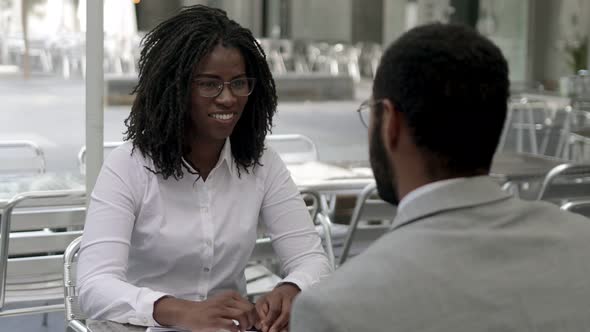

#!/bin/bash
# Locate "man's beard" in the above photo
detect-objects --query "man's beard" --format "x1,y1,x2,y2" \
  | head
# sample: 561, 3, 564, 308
369, 120, 399, 205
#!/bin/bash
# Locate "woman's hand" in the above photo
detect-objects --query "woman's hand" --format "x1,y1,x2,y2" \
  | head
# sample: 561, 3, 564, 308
254, 283, 300, 332
154, 291, 258, 332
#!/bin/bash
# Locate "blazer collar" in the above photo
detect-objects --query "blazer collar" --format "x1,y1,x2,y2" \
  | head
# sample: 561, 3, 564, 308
392, 176, 512, 230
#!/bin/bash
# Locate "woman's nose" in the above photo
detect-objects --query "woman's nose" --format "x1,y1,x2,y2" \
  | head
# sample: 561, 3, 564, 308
214, 84, 237, 106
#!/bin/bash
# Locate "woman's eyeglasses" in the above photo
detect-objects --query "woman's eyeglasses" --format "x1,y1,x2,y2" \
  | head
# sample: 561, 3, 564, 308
193, 77, 256, 98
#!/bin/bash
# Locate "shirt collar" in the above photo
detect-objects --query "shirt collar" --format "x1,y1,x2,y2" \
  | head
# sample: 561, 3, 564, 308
220, 138, 235, 177
181, 138, 235, 177
393, 176, 512, 230
397, 177, 467, 212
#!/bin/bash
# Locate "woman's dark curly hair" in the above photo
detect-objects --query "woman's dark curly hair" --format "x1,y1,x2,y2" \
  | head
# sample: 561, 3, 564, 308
124, 5, 277, 180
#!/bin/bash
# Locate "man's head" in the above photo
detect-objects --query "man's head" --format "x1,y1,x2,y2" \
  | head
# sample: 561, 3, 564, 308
369, 23, 509, 204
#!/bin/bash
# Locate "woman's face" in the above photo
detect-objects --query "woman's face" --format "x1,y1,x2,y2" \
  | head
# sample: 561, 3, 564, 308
189, 44, 250, 144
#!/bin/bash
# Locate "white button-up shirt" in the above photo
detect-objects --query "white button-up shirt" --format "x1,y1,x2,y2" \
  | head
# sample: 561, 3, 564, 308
77, 140, 332, 326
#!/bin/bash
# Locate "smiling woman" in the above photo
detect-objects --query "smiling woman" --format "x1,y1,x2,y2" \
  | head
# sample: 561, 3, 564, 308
76, 5, 332, 332
124, 5, 278, 181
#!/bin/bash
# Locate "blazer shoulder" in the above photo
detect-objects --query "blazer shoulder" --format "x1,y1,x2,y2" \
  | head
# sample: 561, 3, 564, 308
291, 290, 339, 332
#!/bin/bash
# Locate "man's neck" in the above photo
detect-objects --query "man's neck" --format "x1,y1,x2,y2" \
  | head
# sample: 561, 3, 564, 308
392, 153, 488, 203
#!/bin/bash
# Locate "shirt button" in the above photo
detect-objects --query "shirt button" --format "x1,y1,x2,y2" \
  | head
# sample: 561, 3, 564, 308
203, 267, 210, 272
205, 240, 212, 246
201, 207, 208, 213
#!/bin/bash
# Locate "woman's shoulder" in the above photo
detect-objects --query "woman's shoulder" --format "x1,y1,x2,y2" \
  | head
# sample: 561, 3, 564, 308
251, 145, 288, 180
256, 145, 284, 171
105, 141, 154, 171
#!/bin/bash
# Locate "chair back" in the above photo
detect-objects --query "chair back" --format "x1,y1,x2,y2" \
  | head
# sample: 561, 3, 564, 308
77, 142, 124, 175
0, 189, 86, 316
247, 188, 336, 300
536, 163, 590, 203
63, 236, 88, 332
250, 189, 335, 270
338, 182, 396, 266
560, 199, 590, 218
567, 126, 590, 162
497, 98, 548, 155
266, 134, 319, 164
0, 140, 46, 177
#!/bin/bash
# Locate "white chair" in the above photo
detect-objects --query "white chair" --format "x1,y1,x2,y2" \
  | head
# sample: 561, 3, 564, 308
266, 134, 319, 164
0, 189, 86, 318
498, 98, 549, 155
536, 163, 590, 203
63, 236, 88, 332
298, 178, 377, 252
300, 190, 336, 269
560, 199, 590, 218
246, 189, 336, 299
77, 142, 124, 175
567, 129, 590, 162
0, 140, 46, 177
338, 182, 397, 266
557, 108, 590, 161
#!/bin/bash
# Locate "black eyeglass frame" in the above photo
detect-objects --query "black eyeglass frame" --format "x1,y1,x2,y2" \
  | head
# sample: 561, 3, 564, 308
192, 77, 257, 98
356, 99, 384, 128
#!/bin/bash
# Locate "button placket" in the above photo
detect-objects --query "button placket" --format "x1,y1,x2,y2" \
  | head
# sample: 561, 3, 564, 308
198, 184, 213, 295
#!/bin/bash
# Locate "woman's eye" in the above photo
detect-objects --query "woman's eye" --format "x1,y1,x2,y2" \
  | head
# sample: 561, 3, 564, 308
199, 81, 219, 88
232, 80, 246, 88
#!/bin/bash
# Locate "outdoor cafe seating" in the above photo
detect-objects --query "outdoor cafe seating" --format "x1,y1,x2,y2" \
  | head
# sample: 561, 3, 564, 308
1, 119, 590, 331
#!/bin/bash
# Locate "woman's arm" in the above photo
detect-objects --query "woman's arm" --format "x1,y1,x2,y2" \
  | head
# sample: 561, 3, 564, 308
255, 149, 333, 332
77, 146, 168, 326
259, 149, 333, 288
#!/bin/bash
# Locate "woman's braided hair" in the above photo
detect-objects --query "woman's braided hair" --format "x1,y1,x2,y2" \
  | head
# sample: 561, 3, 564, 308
124, 5, 277, 179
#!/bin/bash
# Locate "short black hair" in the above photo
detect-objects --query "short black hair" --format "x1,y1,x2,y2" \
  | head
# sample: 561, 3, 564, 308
125, 5, 277, 180
373, 23, 509, 176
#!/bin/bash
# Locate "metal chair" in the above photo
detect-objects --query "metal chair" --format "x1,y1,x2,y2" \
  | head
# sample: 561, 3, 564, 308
338, 182, 397, 266
0, 140, 46, 177
266, 134, 319, 164
63, 236, 88, 332
77, 141, 124, 175
566, 126, 590, 162
498, 98, 554, 156
301, 190, 335, 269
536, 163, 590, 203
246, 188, 336, 299
560, 199, 590, 218
0, 189, 86, 318
249, 190, 336, 269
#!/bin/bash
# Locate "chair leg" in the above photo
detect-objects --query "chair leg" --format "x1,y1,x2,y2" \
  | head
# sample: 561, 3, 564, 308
526, 106, 538, 155
42, 311, 48, 327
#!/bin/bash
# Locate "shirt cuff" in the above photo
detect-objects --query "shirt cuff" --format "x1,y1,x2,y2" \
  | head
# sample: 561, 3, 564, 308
128, 290, 169, 327
279, 271, 316, 292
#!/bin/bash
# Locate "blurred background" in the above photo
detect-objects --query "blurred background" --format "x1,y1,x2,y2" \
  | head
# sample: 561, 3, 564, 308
1, 0, 589, 177
1, 1, 590, 330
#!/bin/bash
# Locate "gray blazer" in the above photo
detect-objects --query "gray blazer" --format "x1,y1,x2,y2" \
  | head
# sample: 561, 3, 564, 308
291, 176, 590, 332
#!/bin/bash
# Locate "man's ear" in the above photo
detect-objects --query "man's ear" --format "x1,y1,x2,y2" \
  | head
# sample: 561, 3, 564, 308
380, 99, 400, 152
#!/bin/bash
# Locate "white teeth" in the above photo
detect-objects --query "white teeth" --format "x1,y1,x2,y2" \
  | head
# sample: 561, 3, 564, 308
210, 113, 234, 120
